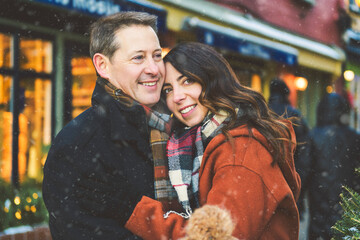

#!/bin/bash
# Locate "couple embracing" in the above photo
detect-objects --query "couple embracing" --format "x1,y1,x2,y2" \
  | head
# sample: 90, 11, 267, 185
43, 11, 301, 240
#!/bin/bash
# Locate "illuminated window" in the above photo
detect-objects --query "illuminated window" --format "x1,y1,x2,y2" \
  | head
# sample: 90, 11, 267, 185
71, 56, 96, 118
0, 32, 53, 182
20, 38, 52, 73
21, 78, 52, 180
0, 34, 12, 68
251, 74, 262, 92
0, 75, 12, 181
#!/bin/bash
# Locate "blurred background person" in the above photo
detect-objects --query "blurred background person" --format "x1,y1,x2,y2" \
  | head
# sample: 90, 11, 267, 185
268, 78, 310, 219
304, 93, 360, 240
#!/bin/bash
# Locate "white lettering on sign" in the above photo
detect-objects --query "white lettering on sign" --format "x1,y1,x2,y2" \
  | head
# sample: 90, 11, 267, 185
72, 0, 121, 15
54, 0, 70, 5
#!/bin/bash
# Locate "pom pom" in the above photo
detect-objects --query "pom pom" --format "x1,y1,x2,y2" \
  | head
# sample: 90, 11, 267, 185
180, 205, 238, 240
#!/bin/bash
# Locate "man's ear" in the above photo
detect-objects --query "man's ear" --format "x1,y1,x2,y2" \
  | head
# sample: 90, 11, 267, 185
93, 53, 110, 79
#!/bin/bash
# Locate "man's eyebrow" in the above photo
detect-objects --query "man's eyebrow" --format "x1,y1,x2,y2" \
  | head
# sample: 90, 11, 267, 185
163, 83, 171, 87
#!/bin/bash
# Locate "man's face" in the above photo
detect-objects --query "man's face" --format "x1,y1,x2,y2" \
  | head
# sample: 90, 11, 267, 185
106, 25, 165, 107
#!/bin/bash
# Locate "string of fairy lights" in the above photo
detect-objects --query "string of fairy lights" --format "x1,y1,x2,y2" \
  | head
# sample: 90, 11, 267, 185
3, 192, 40, 220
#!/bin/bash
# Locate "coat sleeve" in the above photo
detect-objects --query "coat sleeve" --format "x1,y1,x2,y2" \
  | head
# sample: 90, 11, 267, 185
125, 168, 276, 240
43, 142, 142, 240
125, 141, 283, 239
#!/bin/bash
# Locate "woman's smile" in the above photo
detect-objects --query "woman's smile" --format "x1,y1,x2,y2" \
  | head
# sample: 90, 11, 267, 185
163, 62, 208, 127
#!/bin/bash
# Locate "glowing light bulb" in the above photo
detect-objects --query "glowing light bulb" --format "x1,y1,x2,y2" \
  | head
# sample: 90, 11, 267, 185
31, 206, 37, 213
14, 196, 20, 205
33, 193, 39, 199
344, 70, 355, 82
15, 211, 22, 220
326, 86, 333, 93
295, 77, 308, 91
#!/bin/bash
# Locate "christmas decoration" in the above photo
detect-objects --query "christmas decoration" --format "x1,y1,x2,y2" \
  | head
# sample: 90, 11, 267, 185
0, 178, 48, 232
332, 168, 360, 239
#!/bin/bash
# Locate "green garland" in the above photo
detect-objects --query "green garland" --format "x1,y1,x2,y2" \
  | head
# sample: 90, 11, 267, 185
0, 178, 48, 232
332, 168, 360, 240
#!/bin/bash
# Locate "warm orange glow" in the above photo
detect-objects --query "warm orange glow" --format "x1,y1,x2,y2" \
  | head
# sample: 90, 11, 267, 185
326, 85, 333, 93
14, 196, 20, 205
356, 0, 360, 7
15, 211, 22, 220
295, 77, 308, 91
251, 74, 262, 92
162, 48, 171, 58
33, 193, 39, 199
344, 70, 355, 82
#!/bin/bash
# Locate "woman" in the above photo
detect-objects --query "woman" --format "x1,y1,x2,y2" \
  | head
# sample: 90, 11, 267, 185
125, 42, 301, 239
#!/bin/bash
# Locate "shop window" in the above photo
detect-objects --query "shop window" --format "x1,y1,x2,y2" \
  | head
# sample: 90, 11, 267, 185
0, 75, 12, 181
20, 38, 52, 73
0, 34, 12, 68
71, 56, 96, 118
0, 32, 53, 182
20, 78, 52, 180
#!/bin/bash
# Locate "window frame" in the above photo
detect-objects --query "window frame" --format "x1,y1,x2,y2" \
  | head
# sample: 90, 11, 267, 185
0, 25, 55, 185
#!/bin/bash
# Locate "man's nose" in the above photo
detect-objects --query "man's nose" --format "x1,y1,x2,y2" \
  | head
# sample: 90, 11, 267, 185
145, 58, 160, 75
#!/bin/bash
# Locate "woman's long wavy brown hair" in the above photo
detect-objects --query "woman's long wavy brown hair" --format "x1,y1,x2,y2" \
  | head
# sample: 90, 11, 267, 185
163, 42, 293, 165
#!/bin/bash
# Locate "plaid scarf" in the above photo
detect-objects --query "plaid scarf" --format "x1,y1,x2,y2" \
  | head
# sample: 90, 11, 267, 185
97, 78, 178, 209
167, 110, 231, 217
142, 105, 180, 209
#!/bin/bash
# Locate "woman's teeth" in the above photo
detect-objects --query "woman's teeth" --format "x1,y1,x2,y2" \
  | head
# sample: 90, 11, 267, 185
180, 105, 195, 114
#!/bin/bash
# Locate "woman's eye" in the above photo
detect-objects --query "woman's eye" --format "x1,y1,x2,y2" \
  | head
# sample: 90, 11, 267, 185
163, 88, 172, 94
183, 78, 194, 85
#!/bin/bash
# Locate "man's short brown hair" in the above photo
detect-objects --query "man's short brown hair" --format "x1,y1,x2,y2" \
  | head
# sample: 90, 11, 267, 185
90, 11, 158, 60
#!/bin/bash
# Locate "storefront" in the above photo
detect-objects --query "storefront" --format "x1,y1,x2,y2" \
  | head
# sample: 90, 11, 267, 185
339, 0, 360, 132
0, 0, 167, 184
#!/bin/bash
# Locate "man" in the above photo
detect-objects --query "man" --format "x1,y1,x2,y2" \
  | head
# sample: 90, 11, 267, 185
306, 93, 360, 239
268, 78, 309, 218
43, 12, 166, 239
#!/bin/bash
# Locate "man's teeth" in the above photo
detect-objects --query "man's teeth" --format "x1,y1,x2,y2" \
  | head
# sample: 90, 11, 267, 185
180, 105, 195, 114
141, 82, 157, 86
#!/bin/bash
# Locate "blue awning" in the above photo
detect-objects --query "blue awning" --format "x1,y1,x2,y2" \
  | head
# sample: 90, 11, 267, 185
32, 0, 167, 32
183, 17, 298, 66
344, 29, 360, 56
123, 0, 167, 32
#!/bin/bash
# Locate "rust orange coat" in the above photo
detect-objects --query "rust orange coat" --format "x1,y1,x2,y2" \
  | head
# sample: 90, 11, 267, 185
125, 125, 301, 240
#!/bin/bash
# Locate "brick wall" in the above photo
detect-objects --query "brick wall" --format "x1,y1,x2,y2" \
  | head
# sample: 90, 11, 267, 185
0, 227, 52, 240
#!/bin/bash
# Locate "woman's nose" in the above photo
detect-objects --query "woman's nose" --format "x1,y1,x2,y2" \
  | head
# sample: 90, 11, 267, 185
172, 88, 186, 103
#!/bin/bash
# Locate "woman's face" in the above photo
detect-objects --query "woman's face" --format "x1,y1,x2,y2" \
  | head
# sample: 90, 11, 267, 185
163, 62, 208, 127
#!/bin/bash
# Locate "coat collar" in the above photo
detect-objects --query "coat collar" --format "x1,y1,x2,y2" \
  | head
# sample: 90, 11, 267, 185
91, 81, 148, 141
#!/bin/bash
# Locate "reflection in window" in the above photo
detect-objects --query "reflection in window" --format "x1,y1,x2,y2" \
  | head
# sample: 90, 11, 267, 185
71, 56, 96, 118
20, 78, 52, 180
0, 75, 12, 181
0, 33, 12, 68
20, 38, 52, 73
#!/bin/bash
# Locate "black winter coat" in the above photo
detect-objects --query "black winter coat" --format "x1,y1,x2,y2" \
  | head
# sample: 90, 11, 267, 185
305, 93, 360, 240
43, 82, 154, 239
268, 94, 310, 217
